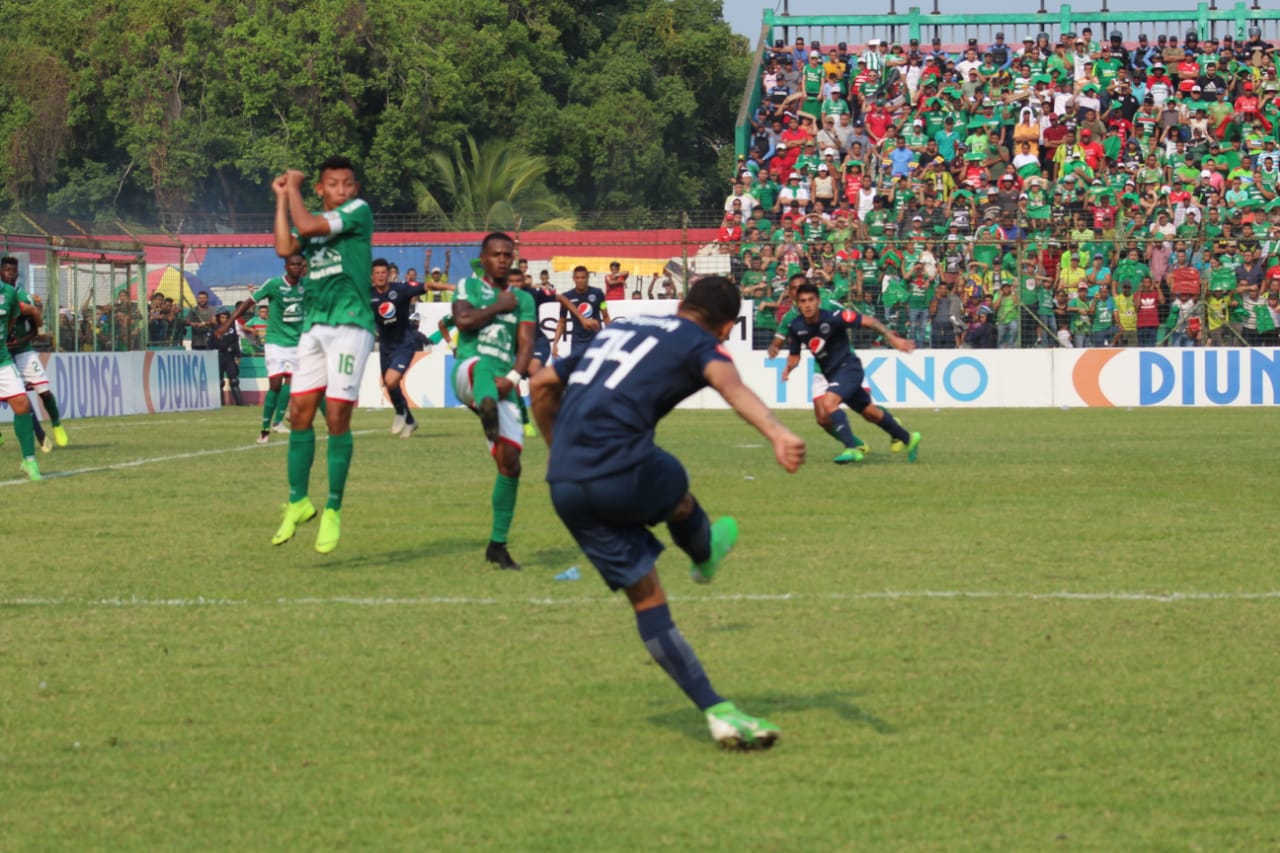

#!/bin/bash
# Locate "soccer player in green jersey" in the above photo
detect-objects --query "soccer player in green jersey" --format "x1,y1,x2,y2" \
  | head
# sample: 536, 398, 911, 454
4, 257, 67, 451
451, 232, 536, 570
220, 253, 306, 444
269, 157, 375, 554
0, 275, 45, 480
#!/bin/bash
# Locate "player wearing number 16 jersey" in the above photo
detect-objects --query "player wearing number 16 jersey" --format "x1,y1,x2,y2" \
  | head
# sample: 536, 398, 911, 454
269, 156, 375, 554
530, 276, 806, 750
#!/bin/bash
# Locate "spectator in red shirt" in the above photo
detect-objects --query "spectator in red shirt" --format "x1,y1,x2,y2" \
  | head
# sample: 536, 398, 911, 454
603, 261, 629, 300
1235, 82, 1260, 116
1079, 129, 1104, 171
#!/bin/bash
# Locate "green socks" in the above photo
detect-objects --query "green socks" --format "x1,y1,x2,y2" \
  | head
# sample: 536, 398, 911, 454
12, 412, 35, 458
262, 387, 280, 431
275, 381, 291, 424
491, 473, 519, 543
288, 427, 315, 503
326, 431, 354, 510
41, 392, 61, 427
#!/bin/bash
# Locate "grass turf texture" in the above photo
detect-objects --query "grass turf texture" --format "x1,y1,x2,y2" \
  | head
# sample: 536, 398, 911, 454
2, 406, 1279, 849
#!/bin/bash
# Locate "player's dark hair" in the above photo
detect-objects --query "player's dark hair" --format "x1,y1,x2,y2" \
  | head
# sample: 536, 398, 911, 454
573, 265, 589, 274
682, 275, 740, 327
481, 231, 515, 253
795, 283, 820, 298
788, 273, 808, 286
0, 256, 17, 266
372, 258, 389, 269
318, 155, 356, 177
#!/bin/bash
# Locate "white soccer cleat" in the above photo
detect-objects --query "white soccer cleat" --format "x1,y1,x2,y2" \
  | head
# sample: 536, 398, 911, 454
391, 413, 406, 435
400, 420, 419, 439
272, 421, 291, 434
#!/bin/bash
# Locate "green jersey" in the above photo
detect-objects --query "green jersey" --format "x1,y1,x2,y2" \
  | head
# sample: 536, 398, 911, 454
298, 197, 375, 334
8, 288, 37, 355
250, 275, 306, 346
0, 283, 19, 367
775, 291, 843, 335
453, 276, 536, 371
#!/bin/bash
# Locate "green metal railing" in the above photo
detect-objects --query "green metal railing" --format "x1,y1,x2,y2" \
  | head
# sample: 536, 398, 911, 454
737, 2, 1280, 155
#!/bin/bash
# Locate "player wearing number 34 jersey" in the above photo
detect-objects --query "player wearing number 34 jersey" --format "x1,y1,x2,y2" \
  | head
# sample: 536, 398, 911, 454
531, 276, 806, 750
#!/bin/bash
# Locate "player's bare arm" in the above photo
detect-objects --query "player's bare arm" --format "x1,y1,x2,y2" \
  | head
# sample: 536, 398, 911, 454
859, 312, 915, 353
704, 360, 805, 473
496, 322, 536, 398
528, 364, 562, 445
780, 351, 801, 383
272, 174, 303, 258
452, 290, 517, 331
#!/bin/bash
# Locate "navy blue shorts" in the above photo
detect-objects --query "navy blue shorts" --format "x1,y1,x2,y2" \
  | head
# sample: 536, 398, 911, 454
549, 447, 689, 591
531, 335, 551, 367
827, 362, 871, 413
380, 339, 418, 375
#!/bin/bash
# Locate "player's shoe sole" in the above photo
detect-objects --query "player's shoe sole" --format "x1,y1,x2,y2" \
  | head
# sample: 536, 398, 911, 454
53, 425, 69, 447
390, 414, 406, 435
906, 431, 922, 463
832, 448, 864, 464
39, 435, 53, 453
485, 540, 521, 571
257, 431, 270, 445
691, 517, 738, 584
400, 420, 419, 439
705, 701, 780, 751
477, 397, 500, 444
315, 508, 341, 554
271, 497, 317, 545
19, 458, 42, 482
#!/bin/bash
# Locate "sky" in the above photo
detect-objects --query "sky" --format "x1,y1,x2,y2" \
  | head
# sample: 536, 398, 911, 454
724, 1, 1225, 43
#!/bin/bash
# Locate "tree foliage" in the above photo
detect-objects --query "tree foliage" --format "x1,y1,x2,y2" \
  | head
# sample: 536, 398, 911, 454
0, 0, 749, 227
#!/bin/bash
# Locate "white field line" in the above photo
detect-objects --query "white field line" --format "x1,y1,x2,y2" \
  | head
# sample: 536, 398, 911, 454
0, 430, 377, 487
3, 590, 1280, 609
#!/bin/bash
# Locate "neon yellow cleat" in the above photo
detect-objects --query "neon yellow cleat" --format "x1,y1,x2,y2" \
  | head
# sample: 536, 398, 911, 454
53, 425, 69, 447
271, 497, 316, 545
315, 508, 341, 554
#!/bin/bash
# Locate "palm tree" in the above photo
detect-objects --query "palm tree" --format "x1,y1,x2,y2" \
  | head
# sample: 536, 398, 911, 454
413, 133, 576, 231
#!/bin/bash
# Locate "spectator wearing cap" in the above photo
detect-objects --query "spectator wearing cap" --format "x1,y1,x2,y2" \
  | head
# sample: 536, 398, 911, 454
810, 160, 838, 207
1162, 33, 1185, 65
860, 38, 883, 76
724, 180, 757, 222
800, 49, 826, 116
815, 113, 842, 154
820, 81, 850, 123
956, 45, 981, 79
986, 32, 1012, 70
1145, 62, 1174, 105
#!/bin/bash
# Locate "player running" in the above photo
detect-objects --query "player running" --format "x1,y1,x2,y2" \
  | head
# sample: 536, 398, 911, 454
370, 257, 429, 437
270, 156, 375, 554
219, 253, 306, 444
530, 275, 806, 750
768, 273, 869, 463
451, 233, 536, 570
0, 272, 46, 480
4, 257, 67, 452
551, 265, 608, 358
782, 283, 921, 461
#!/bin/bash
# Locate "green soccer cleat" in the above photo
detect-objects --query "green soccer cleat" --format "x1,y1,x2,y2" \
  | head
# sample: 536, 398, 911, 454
271, 497, 317, 545
53, 425, 69, 447
906, 431, 922, 463
19, 458, 42, 482
315, 508, 341, 554
705, 701, 780, 751
691, 516, 738, 585
833, 447, 864, 464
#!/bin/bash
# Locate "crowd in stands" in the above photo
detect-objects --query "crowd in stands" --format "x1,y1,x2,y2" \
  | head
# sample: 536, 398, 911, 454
736, 25, 1280, 348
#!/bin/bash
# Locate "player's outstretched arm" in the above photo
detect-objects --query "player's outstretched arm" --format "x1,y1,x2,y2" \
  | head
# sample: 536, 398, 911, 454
859, 312, 916, 354
704, 360, 805, 473
529, 365, 563, 446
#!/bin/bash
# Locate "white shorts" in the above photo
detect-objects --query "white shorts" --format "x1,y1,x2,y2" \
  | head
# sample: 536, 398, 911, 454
453, 356, 524, 453
263, 343, 300, 379
292, 325, 374, 403
12, 351, 48, 390
811, 372, 829, 399
0, 362, 26, 401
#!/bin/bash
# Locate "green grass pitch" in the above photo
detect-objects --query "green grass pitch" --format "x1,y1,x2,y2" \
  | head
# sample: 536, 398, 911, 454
2, 406, 1278, 849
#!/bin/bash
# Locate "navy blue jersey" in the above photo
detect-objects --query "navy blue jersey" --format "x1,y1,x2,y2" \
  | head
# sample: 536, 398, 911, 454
560, 286, 607, 346
786, 308, 865, 378
371, 281, 427, 347
547, 316, 730, 482
524, 285, 561, 310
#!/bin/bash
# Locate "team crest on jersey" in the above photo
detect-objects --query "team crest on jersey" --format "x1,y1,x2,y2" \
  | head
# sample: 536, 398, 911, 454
819, 322, 830, 335
808, 337, 826, 355
378, 301, 397, 320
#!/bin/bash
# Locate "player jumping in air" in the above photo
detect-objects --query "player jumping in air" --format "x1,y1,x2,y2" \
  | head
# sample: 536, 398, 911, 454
0, 271, 47, 480
220, 253, 306, 444
451, 233, 536, 570
270, 156, 375, 554
782, 283, 921, 461
370, 257, 430, 438
530, 275, 806, 750
4, 257, 67, 453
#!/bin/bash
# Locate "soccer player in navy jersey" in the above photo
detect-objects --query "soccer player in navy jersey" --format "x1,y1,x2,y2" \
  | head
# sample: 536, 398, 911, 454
530, 275, 806, 750
551, 265, 608, 358
370, 257, 429, 437
783, 283, 922, 461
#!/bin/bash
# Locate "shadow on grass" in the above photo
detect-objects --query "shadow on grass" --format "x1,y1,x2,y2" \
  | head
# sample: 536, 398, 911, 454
646, 689, 894, 743
311, 537, 487, 571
